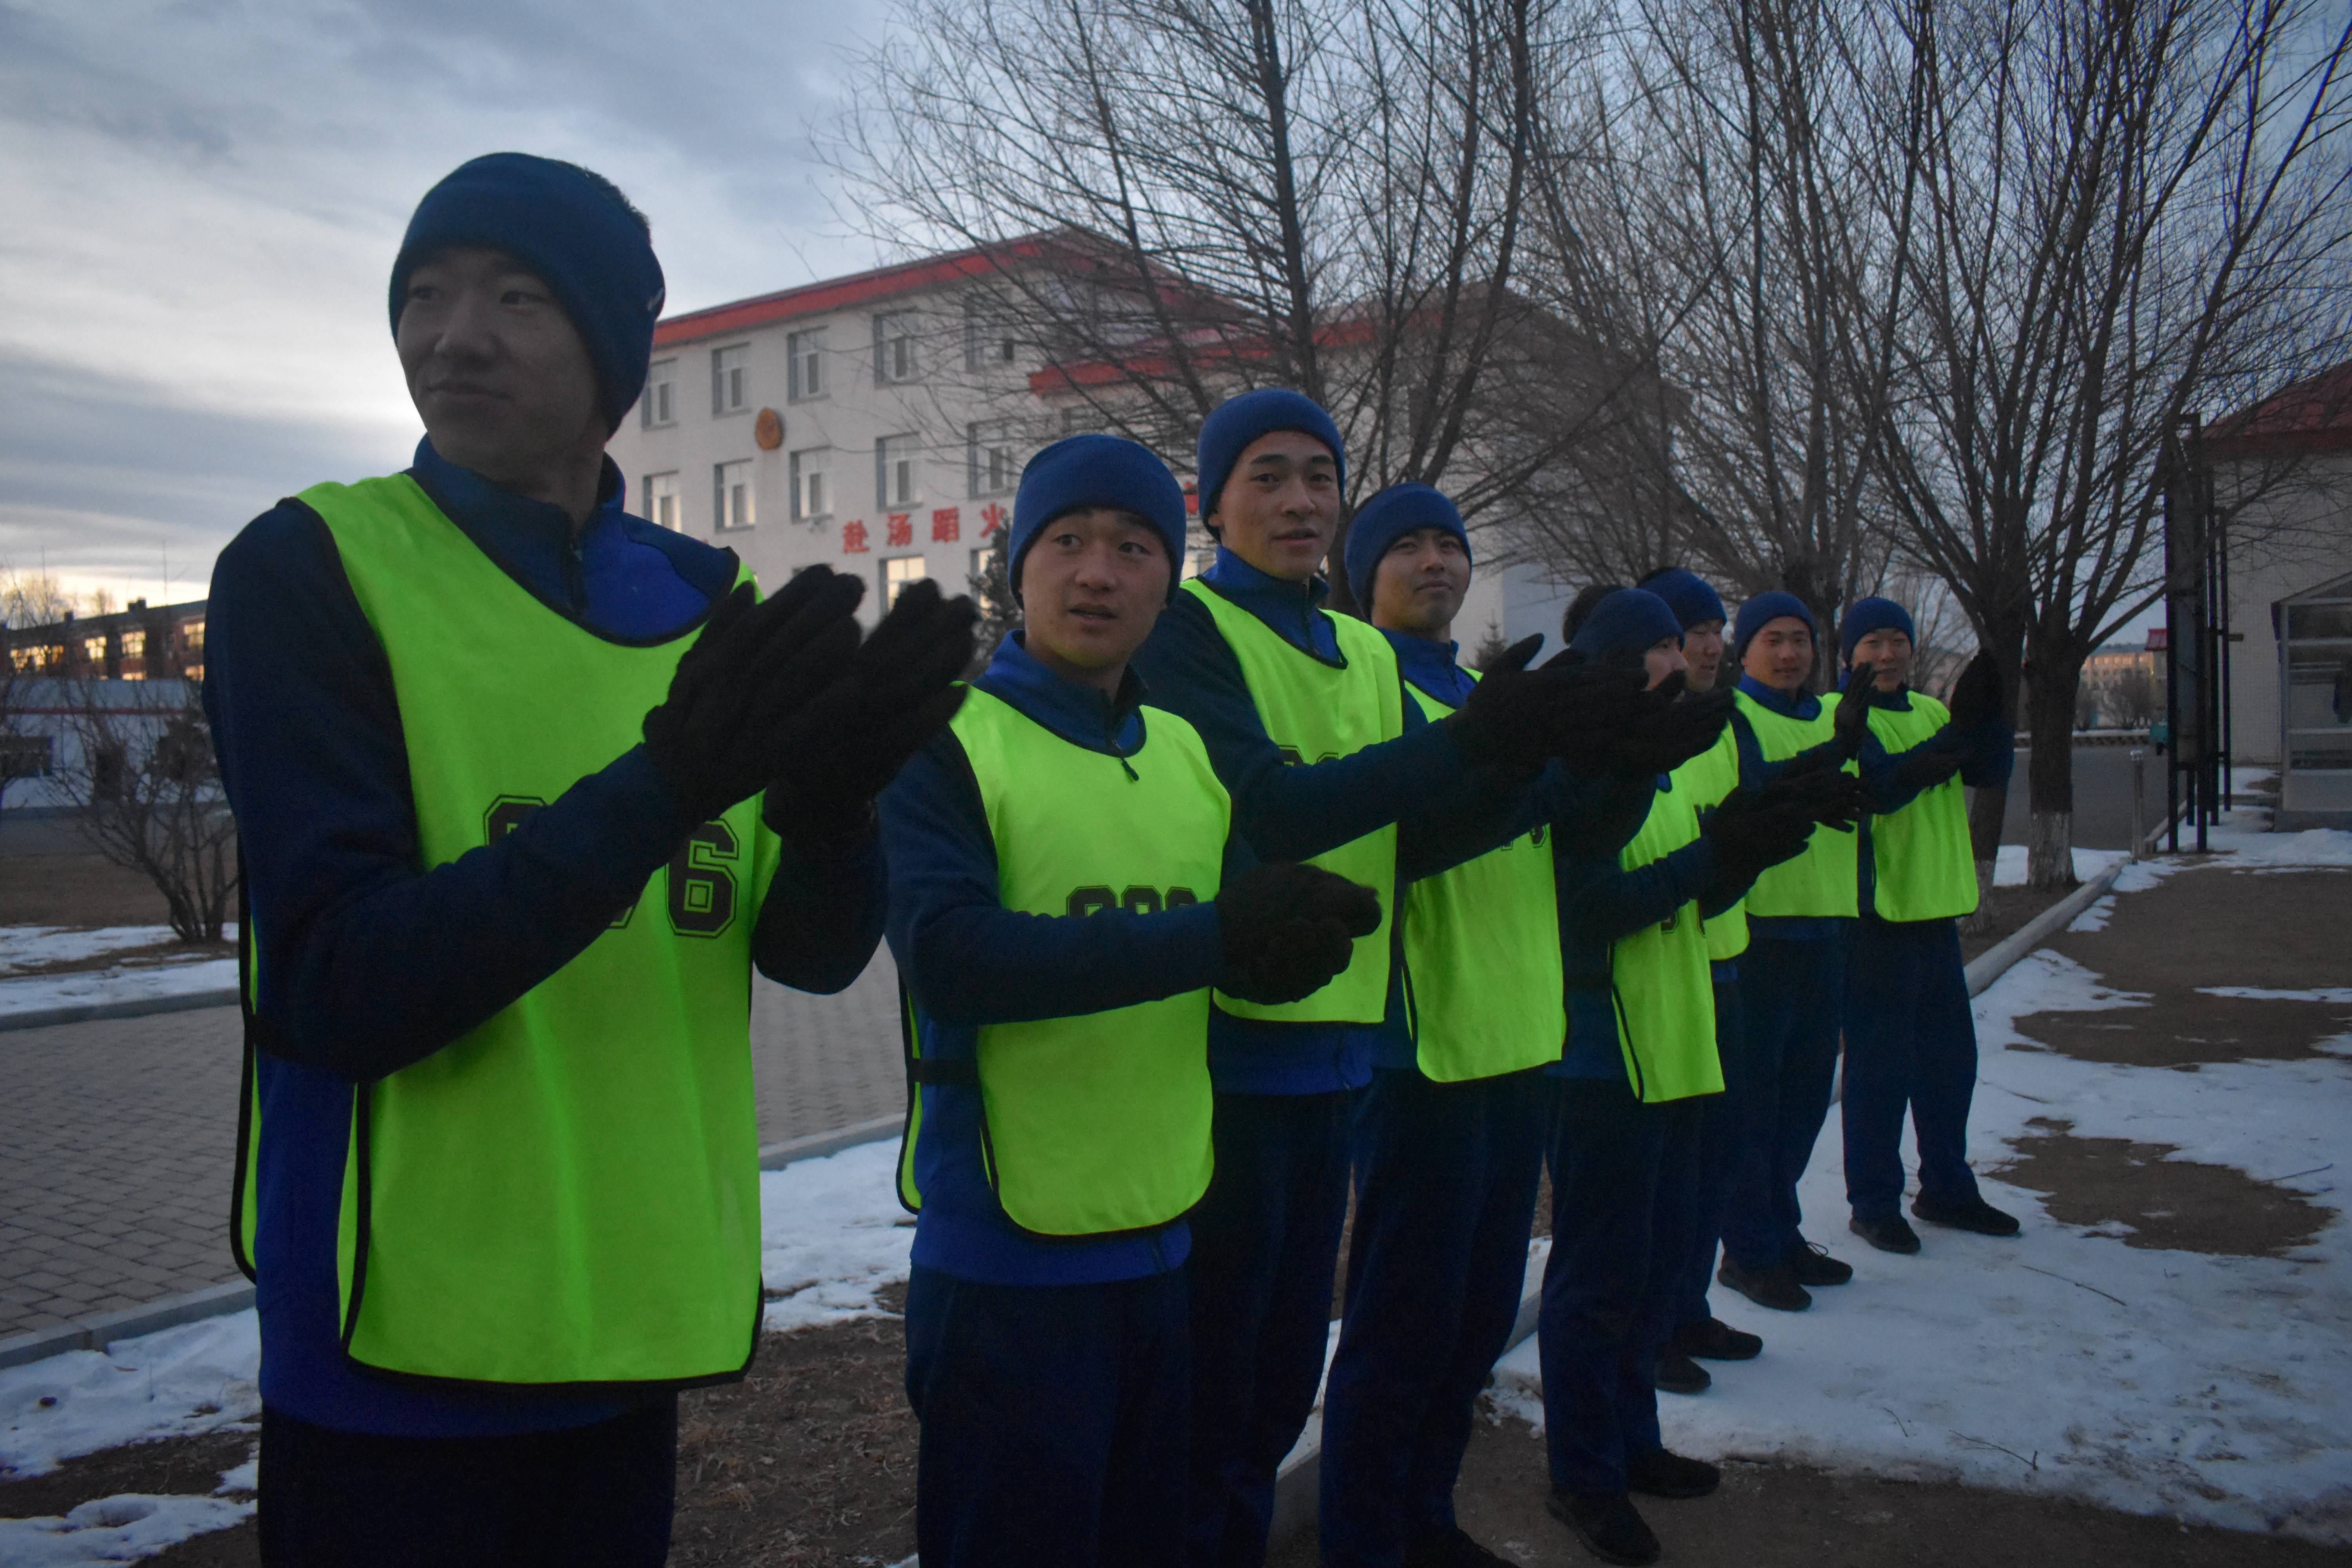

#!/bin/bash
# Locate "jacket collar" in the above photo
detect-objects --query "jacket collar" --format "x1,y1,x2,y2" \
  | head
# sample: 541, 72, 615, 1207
973, 631, 1149, 755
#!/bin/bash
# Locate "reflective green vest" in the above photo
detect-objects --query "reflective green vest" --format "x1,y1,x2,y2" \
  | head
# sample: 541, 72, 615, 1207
1180, 579, 1400, 1024
1673, 725, 1748, 962
1610, 783, 1720, 1102
240, 474, 772, 1390
1731, 690, 1859, 919
1399, 679, 1564, 1082
1864, 694, 1980, 922
899, 686, 1225, 1236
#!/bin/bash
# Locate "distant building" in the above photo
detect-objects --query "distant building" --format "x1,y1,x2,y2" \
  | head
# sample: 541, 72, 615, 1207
2208, 363, 2352, 823
3, 597, 207, 684
2079, 639, 2163, 730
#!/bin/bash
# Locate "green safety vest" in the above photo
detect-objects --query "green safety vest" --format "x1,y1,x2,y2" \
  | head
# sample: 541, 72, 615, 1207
1180, 579, 1400, 1024
1731, 690, 1859, 920
898, 686, 1225, 1236
1399, 679, 1564, 1082
1673, 725, 1748, 963
235, 474, 772, 1391
1864, 694, 1980, 922
1609, 783, 1720, 1102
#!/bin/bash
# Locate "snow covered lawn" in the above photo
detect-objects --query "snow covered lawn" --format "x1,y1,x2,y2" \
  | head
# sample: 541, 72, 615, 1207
0, 925, 238, 1022
1496, 824, 2352, 1545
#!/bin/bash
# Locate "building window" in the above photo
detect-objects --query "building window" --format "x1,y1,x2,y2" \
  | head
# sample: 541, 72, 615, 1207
183, 619, 204, 653
963, 302, 1018, 370
0, 735, 53, 779
874, 311, 919, 384
641, 358, 678, 427
644, 472, 682, 530
882, 555, 928, 609
788, 329, 827, 401
790, 449, 830, 521
714, 460, 754, 530
120, 629, 145, 659
968, 420, 1019, 497
876, 434, 920, 508
712, 344, 750, 415
84, 635, 107, 665
1060, 405, 1109, 434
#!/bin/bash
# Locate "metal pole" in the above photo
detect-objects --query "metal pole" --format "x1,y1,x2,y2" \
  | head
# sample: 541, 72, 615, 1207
2130, 748, 2146, 860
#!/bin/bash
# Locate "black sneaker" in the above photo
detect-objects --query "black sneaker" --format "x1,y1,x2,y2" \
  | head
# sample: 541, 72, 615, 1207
1849, 1212, 1922, 1254
1403, 1523, 1515, 1567
1717, 1256, 1811, 1312
1784, 1238, 1853, 1286
1654, 1351, 1711, 1395
1913, 1193, 2022, 1236
1675, 1315, 1763, 1361
1626, 1448, 1722, 1499
1546, 1490, 1661, 1566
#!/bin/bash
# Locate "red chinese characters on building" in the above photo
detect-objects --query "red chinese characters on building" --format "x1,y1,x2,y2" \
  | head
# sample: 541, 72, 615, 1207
931, 507, 960, 543
841, 520, 869, 554
886, 514, 913, 548
979, 502, 1006, 537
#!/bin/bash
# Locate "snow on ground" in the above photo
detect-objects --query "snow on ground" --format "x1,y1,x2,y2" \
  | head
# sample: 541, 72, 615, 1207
0, 927, 181, 976
1991, 846, 2129, 887
757, 1138, 915, 1332
0, 924, 240, 1020
1494, 829, 2352, 1544
0, 1494, 256, 1566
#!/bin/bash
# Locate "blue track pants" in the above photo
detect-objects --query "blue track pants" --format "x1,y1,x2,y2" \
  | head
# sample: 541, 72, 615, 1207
1721, 933, 1846, 1270
1841, 915, 1984, 1220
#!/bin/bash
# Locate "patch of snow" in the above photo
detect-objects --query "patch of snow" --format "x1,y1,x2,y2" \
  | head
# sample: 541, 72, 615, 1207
758, 1138, 914, 1332
2199, 987, 2352, 1004
0, 1494, 255, 1564
0, 960, 238, 1020
214, 1450, 257, 1494
0, 1315, 260, 1481
2066, 896, 2116, 933
1992, 846, 2130, 887
1492, 933, 2352, 1544
0, 927, 181, 976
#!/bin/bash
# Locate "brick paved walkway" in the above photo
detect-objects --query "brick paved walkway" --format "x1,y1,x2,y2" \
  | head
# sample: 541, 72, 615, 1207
0, 954, 905, 1341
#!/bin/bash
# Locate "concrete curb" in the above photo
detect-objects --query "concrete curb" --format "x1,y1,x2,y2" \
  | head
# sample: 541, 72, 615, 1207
1963, 860, 2129, 998
0, 1117, 910, 1375
0, 986, 240, 1034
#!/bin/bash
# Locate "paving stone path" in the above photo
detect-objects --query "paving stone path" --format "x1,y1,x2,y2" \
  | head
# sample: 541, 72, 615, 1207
0, 955, 904, 1341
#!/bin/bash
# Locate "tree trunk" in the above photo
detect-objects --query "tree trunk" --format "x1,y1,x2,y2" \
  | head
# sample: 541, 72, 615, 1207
1959, 619, 2026, 933
2024, 650, 2086, 889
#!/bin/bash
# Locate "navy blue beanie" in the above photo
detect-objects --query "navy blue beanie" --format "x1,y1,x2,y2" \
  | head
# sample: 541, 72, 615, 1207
389, 153, 667, 431
1569, 589, 1684, 669
1342, 484, 1471, 609
1731, 590, 1820, 657
1194, 389, 1346, 531
1009, 434, 1190, 601
1838, 596, 1916, 666
1636, 568, 1726, 632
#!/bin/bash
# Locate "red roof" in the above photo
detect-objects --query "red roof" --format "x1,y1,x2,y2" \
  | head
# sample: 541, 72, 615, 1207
2206, 361, 2352, 457
652, 242, 1042, 348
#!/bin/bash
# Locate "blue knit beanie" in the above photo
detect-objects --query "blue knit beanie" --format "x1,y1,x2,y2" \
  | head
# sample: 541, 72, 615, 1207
1342, 484, 1472, 609
1636, 568, 1726, 632
1838, 596, 1916, 666
1731, 590, 1820, 657
390, 153, 667, 431
1569, 589, 1684, 669
1194, 389, 1346, 532
1009, 434, 1190, 601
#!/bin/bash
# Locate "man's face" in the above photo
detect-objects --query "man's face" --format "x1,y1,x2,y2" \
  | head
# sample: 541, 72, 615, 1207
1681, 617, 1726, 691
1209, 431, 1339, 583
1850, 628, 1914, 692
396, 246, 606, 486
1741, 616, 1815, 693
1018, 508, 1171, 683
1368, 527, 1469, 639
1644, 636, 1688, 691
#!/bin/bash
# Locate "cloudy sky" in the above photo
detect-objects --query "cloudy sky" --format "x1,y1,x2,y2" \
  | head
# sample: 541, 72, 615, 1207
0, 0, 894, 610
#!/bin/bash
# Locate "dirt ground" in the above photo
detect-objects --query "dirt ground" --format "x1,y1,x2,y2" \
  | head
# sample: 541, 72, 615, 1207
1956, 882, 2069, 964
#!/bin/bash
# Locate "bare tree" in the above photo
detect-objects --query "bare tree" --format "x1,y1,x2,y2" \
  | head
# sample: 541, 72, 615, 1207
0, 564, 76, 810
1870, 0, 2352, 886
61, 682, 237, 943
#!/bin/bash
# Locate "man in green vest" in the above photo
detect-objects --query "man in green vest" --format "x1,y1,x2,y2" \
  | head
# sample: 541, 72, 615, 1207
205, 152, 974, 1565
881, 433, 1376, 1563
1129, 392, 1701, 1566
1836, 599, 2018, 1253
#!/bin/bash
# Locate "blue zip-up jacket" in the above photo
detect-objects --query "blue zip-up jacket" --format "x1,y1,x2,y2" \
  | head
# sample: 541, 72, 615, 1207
1369, 630, 1653, 1071
1549, 778, 1751, 1078
204, 437, 885, 1436
1841, 677, 2014, 920
1129, 549, 1489, 1094
881, 633, 1241, 1284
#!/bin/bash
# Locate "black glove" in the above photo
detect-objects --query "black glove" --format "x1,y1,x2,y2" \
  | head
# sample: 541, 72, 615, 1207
1832, 671, 1876, 757
1704, 784, 1818, 882
1214, 862, 1383, 1006
1445, 638, 1652, 776
644, 569, 866, 822
764, 578, 980, 838
1596, 681, 1736, 776
1945, 651, 2001, 731
1775, 764, 1871, 832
